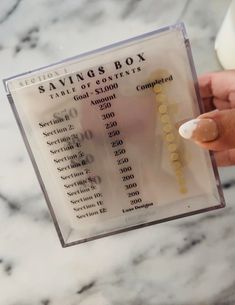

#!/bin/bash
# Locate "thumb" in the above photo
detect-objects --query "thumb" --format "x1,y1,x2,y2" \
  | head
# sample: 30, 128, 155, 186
178, 109, 235, 151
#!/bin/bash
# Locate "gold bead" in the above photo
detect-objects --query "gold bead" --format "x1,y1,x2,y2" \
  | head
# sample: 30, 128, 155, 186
170, 152, 179, 161
172, 161, 182, 170
163, 124, 172, 133
177, 176, 185, 184
165, 133, 175, 142
175, 169, 183, 178
168, 143, 177, 152
158, 104, 168, 114
161, 114, 170, 123
153, 84, 162, 94
180, 186, 188, 194
156, 93, 167, 103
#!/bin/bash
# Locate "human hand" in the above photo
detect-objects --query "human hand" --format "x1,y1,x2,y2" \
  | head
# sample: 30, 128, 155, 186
179, 70, 235, 166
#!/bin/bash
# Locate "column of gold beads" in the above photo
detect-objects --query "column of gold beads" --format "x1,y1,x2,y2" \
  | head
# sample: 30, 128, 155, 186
153, 84, 187, 194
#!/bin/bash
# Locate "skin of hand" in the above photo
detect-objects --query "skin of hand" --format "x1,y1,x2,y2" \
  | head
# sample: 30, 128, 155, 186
179, 70, 235, 166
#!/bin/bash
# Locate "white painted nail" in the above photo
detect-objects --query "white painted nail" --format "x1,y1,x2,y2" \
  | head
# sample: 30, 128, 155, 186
179, 118, 219, 142
178, 119, 201, 139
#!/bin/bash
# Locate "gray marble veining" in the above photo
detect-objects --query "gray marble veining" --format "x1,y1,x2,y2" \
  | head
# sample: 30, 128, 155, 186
0, 1, 235, 304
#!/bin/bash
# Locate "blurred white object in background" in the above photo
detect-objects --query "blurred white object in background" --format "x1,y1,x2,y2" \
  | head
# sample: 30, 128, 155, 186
215, 0, 235, 69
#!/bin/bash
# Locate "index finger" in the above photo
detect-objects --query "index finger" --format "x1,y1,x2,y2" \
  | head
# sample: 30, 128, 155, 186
198, 73, 213, 98
199, 70, 235, 100
198, 73, 215, 112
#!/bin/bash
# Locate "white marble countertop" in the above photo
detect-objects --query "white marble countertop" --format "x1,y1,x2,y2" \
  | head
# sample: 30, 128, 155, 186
1, 0, 235, 304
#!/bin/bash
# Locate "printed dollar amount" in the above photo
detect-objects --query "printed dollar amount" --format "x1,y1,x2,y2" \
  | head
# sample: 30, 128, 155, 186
93, 83, 143, 207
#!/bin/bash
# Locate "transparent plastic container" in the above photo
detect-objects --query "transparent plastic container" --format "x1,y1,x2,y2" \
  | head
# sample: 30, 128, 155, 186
4, 23, 225, 247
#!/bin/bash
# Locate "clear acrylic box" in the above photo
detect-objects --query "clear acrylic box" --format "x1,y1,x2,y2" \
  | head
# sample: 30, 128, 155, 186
4, 23, 225, 247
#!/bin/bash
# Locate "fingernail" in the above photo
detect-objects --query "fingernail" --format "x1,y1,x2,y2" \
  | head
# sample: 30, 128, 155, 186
179, 118, 219, 142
